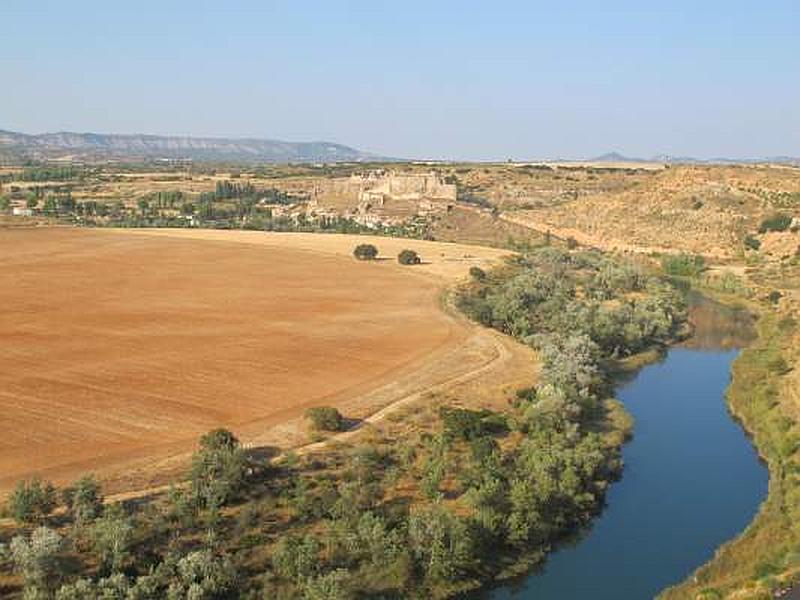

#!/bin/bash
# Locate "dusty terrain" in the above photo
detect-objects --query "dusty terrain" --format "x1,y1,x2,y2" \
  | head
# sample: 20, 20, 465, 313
0, 228, 514, 494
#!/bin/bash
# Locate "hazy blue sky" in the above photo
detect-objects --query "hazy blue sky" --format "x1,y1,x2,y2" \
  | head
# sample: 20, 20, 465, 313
2, 1, 798, 160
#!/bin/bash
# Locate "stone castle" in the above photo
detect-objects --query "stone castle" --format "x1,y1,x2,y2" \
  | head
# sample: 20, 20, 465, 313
355, 171, 457, 205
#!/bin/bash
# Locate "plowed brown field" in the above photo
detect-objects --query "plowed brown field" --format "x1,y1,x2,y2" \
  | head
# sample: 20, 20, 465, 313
0, 228, 507, 494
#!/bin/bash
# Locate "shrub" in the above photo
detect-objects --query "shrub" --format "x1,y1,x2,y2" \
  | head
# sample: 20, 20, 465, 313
767, 356, 790, 375
62, 475, 103, 526
9, 527, 62, 595
397, 249, 421, 265
759, 213, 793, 233
439, 407, 497, 441
660, 253, 705, 277
744, 235, 761, 250
6, 479, 57, 525
469, 266, 487, 282
305, 406, 345, 432
353, 244, 378, 260
91, 504, 133, 573
189, 428, 247, 508
768, 290, 783, 305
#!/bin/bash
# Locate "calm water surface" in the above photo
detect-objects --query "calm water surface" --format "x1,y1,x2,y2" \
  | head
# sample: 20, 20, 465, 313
484, 296, 768, 600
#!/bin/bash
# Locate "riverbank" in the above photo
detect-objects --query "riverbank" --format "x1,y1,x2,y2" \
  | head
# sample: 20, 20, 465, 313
660, 308, 800, 599
479, 289, 767, 600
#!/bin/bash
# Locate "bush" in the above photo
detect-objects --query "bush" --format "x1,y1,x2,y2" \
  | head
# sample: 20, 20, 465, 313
744, 235, 761, 250
62, 475, 103, 526
9, 527, 62, 595
6, 479, 57, 525
759, 213, 793, 233
440, 407, 485, 441
305, 406, 345, 432
397, 249, 421, 265
189, 428, 247, 508
661, 253, 705, 277
469, 266, 487, 282
353, 244, 378, 260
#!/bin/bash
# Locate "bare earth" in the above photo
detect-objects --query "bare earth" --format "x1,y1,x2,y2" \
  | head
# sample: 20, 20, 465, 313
0, 228, 511, 495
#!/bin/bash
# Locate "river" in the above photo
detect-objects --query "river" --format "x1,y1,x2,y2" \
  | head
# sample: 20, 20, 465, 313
483, 294, 768, 599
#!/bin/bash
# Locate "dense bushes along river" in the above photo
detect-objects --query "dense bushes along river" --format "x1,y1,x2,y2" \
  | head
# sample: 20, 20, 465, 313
0, 246, 686, 599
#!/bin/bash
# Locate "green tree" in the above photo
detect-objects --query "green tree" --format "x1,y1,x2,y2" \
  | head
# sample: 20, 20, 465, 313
303, 569, 352, 600
305, 406, 345, 432
353, 244, 378, 260
407, 505, 473, 583
9, 527, 62, 597
397, 249, 421, 265
62, 475, 103, 526
167, 550, 237, 598
759, 213, 793, 233
6, 479, 57, 525
468, 266, 486, 282
272, 534, 320, 580
92, 504, 133, 573
189, 428, 247, 508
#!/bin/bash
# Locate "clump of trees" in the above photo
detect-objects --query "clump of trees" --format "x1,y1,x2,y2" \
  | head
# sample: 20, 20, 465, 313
0, 430, 246, 599
353, 243, 379, 260
6, 478, 57, 524
305, 406, 346, 432
759, 213, 793, 233
458, 247, 684, 358
398, 249, 421, 265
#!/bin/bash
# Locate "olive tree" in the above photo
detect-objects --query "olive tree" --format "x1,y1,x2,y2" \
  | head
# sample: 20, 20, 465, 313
190, 428, 247, 509
9, 526, 63, 596
353, 244, 378, 260
397, 249, 421, 265
305, 406, 345, 432
91, 504, 133, 573
62, 475, 103, 526
6, 478, 57, 525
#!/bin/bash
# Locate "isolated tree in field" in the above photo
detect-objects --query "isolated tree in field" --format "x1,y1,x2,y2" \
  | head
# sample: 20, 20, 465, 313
9, 526, 62, 596
7, 478, 57, 525
190, 428, 247, 508
353, 243, 378, 260
305, 406, 345, 432
62, 475, 103, 526
397, 249, 421, 265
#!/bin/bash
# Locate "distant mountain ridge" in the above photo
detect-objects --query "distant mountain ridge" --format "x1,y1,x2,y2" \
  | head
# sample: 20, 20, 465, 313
0, 129, 383, 163
591, 151, 799, 166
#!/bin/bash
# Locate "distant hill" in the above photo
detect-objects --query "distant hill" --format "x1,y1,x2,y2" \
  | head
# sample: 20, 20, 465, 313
0, 129, 384, 163
592, 151, 799, 166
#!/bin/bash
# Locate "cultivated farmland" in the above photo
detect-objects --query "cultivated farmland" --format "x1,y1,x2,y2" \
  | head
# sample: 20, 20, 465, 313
0, 228, 508, 494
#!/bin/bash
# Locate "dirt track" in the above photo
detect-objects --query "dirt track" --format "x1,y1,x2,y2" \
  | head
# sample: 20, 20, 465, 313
0, 228, 512, 495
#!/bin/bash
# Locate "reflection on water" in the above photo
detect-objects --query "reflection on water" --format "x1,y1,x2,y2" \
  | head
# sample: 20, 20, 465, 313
681, 291, 756, 350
